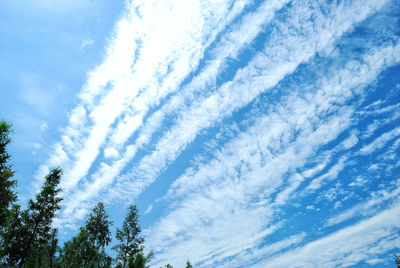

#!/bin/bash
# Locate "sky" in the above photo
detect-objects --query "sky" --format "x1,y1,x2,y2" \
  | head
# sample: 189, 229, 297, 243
0, 0, 400, 267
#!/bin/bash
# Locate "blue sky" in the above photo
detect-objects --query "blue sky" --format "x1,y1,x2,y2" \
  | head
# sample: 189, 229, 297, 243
1, 0, 400, 267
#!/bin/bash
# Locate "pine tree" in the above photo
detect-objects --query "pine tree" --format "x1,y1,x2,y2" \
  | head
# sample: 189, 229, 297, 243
113, 205, 145, 268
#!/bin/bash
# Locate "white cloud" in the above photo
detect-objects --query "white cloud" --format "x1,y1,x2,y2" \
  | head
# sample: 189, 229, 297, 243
109, 0, 390, 205
144, 204, 153, 214
54, 0, 285, 222
306, 156, 348, 191
326, 178, 400, 227
143, 40, 400, 267
32, 0, 400, 266
253, 203, 400, 268
103, 147, 120, 159
79, 39, 94, 50
33, 143, 42, 149
360, 127, 400, 155
348, 176, 368, 187
342, 131, 359, 150
40, 0, 240, 195
40, 121, 49, 131
302, 161, 328, 178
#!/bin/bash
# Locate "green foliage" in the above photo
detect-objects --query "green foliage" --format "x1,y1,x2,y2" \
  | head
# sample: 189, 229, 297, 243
395, 254, 400, 268
1, 168, 63, 267
86, 202, 112, 250
59, 202, 112, 268
59, 227, 97, 267
0, 121, 13, 171
58, 228, 112, 268
113, 205, 145, 268
23, 229, 59, 268
0, 121, 17, 231
0, 204, 25, 264
185, 259, 193, 268
127, 252, 147, 268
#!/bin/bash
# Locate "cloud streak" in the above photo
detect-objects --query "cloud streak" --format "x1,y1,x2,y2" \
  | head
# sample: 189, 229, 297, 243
145, 41, 400, 266
109, 0, 390, 205
254, 203, 400, 268
33, 0, 400, 266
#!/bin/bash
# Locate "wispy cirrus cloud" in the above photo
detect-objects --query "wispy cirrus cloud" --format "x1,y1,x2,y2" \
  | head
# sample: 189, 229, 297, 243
105, 0, 391, 207
55, 0, 287, 222
144, 40, 400, 266
252, 203, 400, 267
33, 0, 400, 266
326, 178, 400, 227
359, 127, 400, 155
42, 0, 256, 222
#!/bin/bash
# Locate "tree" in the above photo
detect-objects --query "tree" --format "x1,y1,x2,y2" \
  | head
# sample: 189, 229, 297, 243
1, 168, 63, 267
59, 202, 112, 268
86, 202, 112, 267
185, 259, 193, 268
28, 228, 58, 268
0, 121, 17, 232
59, 227, 98, 268
113, 205, 145, 268
23, 229, 59, 268
47, 229, 59, 268
128, 252, 147, 268
0, 204, 24, 264
395, 254, 400, 268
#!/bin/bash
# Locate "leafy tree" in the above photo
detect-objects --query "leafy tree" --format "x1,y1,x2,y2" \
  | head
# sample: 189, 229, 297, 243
395, 254, 400, 268
0, 121, 17, 232
86, 202, 112, 266
59, 202, 112, 268
23, 229, 58, 268
25, 228, 59, 268
0, 204, 24, 264
59, 227, 98, 268
185, 259, 193, 268
165, 264, 173, 268
1, 168, 63, 267
128, 252, 147, 268
47, 229, 59, 268
113, 205, 145, 268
